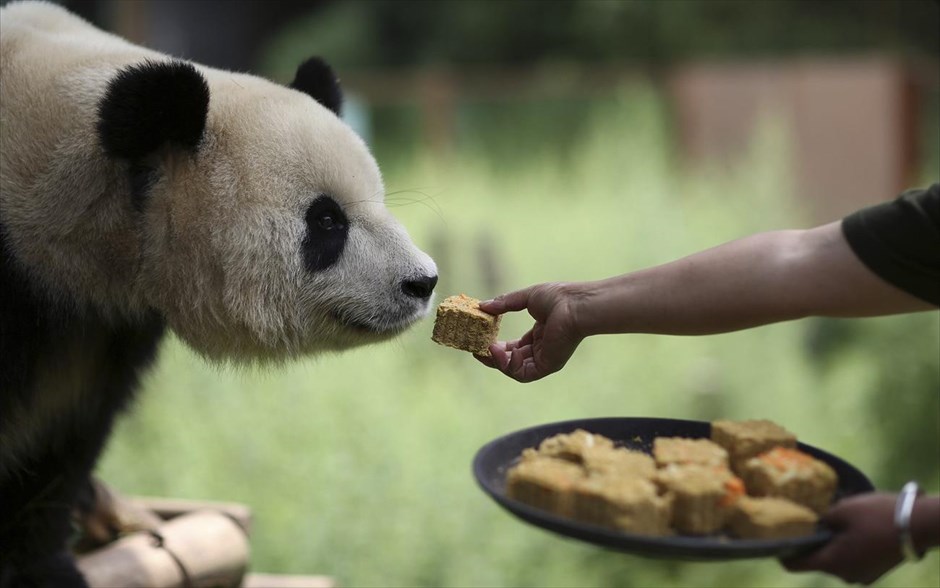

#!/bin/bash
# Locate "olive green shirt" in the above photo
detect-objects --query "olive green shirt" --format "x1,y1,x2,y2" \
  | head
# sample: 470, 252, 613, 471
842, 183, 940, 306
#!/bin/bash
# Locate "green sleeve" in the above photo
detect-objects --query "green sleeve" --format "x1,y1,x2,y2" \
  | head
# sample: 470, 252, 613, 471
841, 183, 940, 306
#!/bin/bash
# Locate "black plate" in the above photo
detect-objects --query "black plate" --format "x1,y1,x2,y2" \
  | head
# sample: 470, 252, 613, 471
473, 417, 875, 560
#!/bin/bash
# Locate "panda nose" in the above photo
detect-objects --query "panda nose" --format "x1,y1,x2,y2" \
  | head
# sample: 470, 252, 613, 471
401, 274, 438, 299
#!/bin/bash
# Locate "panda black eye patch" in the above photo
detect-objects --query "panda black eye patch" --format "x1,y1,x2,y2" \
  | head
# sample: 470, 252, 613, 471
303, 196, 349, 272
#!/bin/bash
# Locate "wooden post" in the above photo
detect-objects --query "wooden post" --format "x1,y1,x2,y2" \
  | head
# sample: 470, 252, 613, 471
419, 69, 458, 157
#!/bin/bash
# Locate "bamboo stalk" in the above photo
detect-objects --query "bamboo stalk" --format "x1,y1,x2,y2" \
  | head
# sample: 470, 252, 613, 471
128, 496, 253, 534
241, 573, 337, 588
77, 510, 249, 588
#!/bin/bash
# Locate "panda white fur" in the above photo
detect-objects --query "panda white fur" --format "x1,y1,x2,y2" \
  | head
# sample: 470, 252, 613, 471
0, 2, 438, 585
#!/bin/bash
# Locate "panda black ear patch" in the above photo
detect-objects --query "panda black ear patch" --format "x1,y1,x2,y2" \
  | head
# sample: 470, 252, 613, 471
290, 57, 343, 116
97, 60, 210, 160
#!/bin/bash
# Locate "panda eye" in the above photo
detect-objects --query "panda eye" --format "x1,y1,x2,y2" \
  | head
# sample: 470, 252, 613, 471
317, 213, 343, 231
303, 196, 349, 272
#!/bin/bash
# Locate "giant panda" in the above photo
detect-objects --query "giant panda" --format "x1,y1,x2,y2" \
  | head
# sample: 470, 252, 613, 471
0, 2, 438, 586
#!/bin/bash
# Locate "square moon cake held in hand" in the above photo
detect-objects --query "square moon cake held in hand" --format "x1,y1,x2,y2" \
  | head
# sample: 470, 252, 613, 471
431, 294, 501, 356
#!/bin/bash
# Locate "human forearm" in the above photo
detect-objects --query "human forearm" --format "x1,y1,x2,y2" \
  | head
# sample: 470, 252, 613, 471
572, 222, 932, 338
573, 230, 813, 336
477, 220, 933, 382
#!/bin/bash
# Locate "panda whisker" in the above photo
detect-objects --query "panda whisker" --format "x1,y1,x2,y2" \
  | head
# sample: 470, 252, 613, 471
382, 188, 446, 221
385, 187, 441, 205
342, 188, 444, 220
342, 198, 383, 208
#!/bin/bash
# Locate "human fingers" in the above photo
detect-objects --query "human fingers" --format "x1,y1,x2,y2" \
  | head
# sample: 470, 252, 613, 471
505, 330, 534, 352
780, 544, 832, 573
518, 358, 545, 383
780, 503, 846, 572
508, 340, 565, 383
473, 342, 536, 382
478, 286, 536, 315
474, 350, 498, 369
782, 543, 890, 585
506, 342, 534, 375
492, 341, 551, 383
780, 502, 851, 573
782, 495, 901, 585
474, 341, 536, 382
474, 342, 509, 370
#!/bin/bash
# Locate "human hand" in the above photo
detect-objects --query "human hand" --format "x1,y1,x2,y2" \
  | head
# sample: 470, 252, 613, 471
781, 493, 904, 585
475, 282, 584, 383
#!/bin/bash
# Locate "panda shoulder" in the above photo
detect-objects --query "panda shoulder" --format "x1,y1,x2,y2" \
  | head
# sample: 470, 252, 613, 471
0, 1, 99, 36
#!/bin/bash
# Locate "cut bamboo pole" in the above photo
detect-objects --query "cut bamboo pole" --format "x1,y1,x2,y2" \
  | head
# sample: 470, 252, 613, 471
73, 479, 164, 553
77, 509, 249, 588
129, 496, 253, 534
241, 573, 337, 588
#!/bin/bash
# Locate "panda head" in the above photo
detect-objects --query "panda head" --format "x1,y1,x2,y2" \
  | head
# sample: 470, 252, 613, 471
97, 58, 437, 360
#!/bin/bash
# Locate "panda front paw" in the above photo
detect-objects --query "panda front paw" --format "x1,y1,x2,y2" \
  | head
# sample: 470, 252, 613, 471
0, 551, 89, 588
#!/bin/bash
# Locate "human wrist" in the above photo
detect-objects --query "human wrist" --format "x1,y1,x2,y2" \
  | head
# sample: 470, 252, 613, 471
565, 274, 640, 338
910, 494, 940, 555
563, 279, 604, 339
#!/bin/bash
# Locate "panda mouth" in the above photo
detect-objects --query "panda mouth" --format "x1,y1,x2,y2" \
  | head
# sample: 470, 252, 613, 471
330, 308, 417, 335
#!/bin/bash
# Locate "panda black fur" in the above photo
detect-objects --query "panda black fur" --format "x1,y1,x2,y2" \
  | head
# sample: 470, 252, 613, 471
0, 2, 438, 586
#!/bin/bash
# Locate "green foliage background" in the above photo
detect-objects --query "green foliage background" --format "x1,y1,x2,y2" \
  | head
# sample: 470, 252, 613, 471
258, 0, 938, 71
99, 89, 939, 587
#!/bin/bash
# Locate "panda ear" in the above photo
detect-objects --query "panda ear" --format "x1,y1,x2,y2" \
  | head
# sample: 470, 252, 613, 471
290, 57, 343, 116
97, 60, 210, 160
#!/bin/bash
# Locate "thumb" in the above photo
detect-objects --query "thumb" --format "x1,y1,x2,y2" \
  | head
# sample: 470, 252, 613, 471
780, 503, 850, 572
479, 287, 535, 315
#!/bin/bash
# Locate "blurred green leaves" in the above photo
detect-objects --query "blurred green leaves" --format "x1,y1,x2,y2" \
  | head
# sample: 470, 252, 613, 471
260, 0, 938, 76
